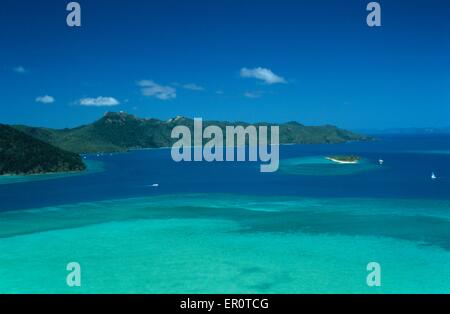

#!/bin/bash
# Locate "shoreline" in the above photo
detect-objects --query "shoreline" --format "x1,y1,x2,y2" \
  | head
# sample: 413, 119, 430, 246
0, 160, 102, 180
325, 157, 359, 164
0, 168, 86, 178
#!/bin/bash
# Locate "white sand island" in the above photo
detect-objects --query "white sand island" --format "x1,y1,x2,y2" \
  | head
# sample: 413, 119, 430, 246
326, 156, 360, 164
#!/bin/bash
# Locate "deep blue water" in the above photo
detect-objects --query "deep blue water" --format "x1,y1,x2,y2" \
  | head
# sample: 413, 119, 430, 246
1, 134, 450, 212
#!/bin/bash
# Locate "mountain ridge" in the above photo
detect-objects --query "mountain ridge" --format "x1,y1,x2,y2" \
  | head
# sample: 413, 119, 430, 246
13, 112, 372, 154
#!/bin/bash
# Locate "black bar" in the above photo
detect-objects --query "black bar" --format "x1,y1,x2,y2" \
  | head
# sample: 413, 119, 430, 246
0, 294, 449, 312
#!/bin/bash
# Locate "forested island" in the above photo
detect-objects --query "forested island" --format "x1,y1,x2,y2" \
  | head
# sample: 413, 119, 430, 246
13, 112, 372, 154
0, 124, 86, 175
1, 112, 371, 175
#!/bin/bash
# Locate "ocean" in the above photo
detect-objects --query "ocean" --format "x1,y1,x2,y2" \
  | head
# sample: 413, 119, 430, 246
0, 134, 449, 293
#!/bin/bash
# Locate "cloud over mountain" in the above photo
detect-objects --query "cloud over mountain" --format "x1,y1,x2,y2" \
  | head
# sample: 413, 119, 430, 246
240, 67, 286, 85
138, 80, 176, 100
79, 97, 120, 107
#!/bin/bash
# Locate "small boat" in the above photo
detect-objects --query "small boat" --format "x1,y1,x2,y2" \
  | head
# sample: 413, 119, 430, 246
150, 184, 159, 187
431, 172, 437, 180
378, 159, 384, 165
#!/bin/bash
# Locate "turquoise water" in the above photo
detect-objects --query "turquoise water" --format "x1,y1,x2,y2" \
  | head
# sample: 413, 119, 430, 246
280, 156, 379, 176
1, 135, 450, 293
0, 194, 449, 293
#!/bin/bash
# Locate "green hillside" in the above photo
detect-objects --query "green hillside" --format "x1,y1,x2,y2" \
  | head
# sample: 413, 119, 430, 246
14, 112, 371, 154
0, 124, 86, 175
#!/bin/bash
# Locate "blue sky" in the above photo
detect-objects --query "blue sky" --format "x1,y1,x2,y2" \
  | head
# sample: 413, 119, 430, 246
0, 0, 448, 129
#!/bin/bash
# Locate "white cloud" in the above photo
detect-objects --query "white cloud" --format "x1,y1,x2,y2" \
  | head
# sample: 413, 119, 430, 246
138, 80, 176, 100
79, 97, 120, 107
244, 91, 263, 99
240, 67, 286, 85
35, 95, 55, 104
182, 83, 205, 91
13, 66, 27, 74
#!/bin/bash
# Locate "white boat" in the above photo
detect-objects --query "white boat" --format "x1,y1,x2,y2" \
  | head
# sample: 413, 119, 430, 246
431, 172, 437, 180
150, 184, 159, 187
378, 159, 384, 165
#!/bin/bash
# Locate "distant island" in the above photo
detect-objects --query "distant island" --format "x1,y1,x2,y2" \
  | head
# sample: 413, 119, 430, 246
355, 127, 450, 135
326, 156, 361, 164
13, 112, 372, 154
0, 124, 86, 175
1, 112, 371, 175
